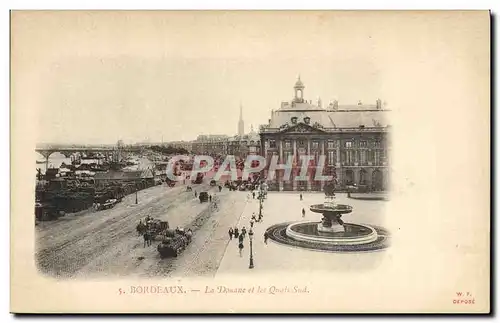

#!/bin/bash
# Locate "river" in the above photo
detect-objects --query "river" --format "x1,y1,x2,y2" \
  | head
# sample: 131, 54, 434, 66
35, 152, 154, 175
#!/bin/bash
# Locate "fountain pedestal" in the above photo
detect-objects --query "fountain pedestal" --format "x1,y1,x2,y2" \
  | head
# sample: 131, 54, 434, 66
318, 212, 345, 234
315, 198, 346, 234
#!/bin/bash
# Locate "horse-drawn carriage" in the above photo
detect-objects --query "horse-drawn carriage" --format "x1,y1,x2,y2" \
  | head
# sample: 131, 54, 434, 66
157, 227, 193, 258
95, 199, 118, 211
199, 192, 209, 203
137, 217, 170, 241
136, 216, 194, 258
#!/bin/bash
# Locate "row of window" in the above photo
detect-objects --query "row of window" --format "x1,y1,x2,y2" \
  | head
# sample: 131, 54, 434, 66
267, 139, 383, 149
345, 140, 382, 148
330, 150, 385, 166
267, 150, 387, 166
194, 141, 260, 149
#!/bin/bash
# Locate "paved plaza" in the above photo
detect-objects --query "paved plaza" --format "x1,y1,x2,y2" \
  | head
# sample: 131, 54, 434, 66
36, 182, 389, 278
216, 192, 389, 276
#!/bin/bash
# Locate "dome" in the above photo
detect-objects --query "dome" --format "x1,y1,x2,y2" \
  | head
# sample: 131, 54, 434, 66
294, 76, 304, 88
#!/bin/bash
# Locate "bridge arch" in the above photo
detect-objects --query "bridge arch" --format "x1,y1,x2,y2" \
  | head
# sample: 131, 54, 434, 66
35, 149, 74, 159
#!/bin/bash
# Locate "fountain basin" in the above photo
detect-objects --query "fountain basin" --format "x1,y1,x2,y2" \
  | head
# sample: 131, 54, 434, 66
310, 204, 353, 214
265, 222, 390, 252
286, 221, 378, 246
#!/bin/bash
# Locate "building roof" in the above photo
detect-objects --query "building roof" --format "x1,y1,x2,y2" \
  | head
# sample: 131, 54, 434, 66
94, 170, 150, 181
276, 78, 388, 124
141, 169, 154, 178
195, 135, 229, 142
279, 101, 323, 111
228, 130, 260, 143
266, 109, 389, 129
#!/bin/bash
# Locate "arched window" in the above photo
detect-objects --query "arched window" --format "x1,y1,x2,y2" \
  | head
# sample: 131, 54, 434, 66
372, 170, 383, 191
345, 170, 354, 185
359, 169, 367, 185
296, 89, 303, 99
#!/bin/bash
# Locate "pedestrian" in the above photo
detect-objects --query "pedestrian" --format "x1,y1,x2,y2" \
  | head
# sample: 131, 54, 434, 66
194, 191, 197, 198
300, 193, 303, 201
219, 185, 222, 192
302, 208, 306, 218
234, 227, 239, 239
250, 219, 255, 228
258, 213, 263, 222
143, 231, 152, 248
251, 212, 257, 222
239, 233, 244, 244
209, 195, 212, 202
238, 240, 244, 257
252, 192, 255, 199
228, 227, 234, 240
241, 226, 247, 238
264, 231, 269, 244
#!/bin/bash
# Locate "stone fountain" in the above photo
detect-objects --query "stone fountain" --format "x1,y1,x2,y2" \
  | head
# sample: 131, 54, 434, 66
266, 182, 390, 252
311, 193, 352, 234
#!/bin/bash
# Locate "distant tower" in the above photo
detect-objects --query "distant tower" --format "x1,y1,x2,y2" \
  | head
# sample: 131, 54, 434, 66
238, 103, 245, 136
293, 75, 305, 103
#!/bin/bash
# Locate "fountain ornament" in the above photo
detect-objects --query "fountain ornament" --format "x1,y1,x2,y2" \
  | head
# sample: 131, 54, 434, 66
310, 182, 353, 234
265, 181, 390, 252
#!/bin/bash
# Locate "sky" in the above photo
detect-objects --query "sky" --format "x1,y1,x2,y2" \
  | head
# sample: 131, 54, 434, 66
13, 11, 480, 145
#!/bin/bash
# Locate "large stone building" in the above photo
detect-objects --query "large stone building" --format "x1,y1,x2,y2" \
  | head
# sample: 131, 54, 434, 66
227, 125, 261, 158
259, 77, 391, 192
167, 140, 193, 152
191, 135, 229, 155
190, 104, 261, 159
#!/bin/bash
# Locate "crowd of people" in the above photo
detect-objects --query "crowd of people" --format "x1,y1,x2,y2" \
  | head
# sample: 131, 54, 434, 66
228, 189, 269, 258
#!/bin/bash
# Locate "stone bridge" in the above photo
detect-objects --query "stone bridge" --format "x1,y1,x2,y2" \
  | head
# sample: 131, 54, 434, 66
35, 145, 143, 166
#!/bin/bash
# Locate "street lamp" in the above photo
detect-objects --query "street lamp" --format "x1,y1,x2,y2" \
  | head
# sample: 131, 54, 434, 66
259, 186, 266, 214
248, 227, 254, 269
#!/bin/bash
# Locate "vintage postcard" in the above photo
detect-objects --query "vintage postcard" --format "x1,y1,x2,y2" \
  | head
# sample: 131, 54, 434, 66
10, 10, 490, 313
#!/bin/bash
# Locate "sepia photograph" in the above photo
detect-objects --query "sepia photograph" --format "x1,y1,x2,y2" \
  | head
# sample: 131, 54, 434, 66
10, 10, 490, 313
34, 75, 391, 279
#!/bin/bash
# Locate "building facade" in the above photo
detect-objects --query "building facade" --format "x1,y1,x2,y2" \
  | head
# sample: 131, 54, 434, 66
167, 141, 193, 152
191, 135, 229, 155
227, 126, 261, 159
259, 77, 391, 192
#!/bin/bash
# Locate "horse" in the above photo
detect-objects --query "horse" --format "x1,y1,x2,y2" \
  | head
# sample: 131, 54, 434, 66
136, 222, 147, 236
143, 231, 153, 247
